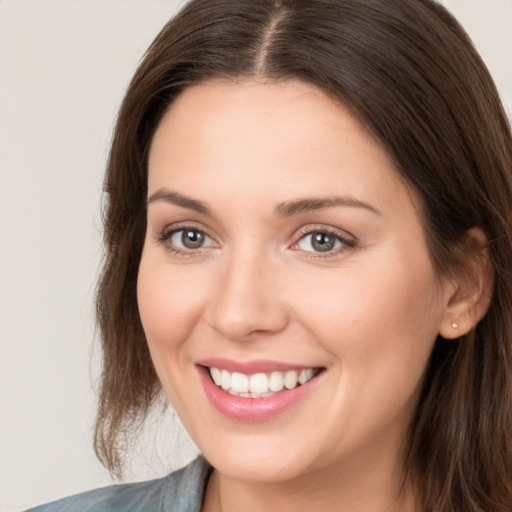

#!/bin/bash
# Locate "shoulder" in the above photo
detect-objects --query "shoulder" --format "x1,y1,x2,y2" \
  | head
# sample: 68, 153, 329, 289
26, 457, 212, 512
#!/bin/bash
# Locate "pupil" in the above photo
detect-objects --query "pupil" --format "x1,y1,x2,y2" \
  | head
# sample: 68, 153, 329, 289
182, 230, 204, 249
312, 232, 335, 252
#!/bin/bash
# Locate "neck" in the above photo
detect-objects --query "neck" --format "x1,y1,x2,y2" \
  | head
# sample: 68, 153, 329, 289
202, 452, 419, 512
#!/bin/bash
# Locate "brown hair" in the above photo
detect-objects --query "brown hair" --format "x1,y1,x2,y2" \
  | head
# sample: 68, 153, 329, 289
94, 0, 512, 509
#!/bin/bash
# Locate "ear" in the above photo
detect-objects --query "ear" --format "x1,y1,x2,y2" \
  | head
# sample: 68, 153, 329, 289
438, 227, 494, 339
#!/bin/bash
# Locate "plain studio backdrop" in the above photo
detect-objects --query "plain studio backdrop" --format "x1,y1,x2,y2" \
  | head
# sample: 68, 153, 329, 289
0, 1, 510, 511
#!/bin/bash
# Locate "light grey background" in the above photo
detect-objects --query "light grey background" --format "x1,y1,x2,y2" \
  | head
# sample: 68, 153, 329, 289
1, 1, 511, 510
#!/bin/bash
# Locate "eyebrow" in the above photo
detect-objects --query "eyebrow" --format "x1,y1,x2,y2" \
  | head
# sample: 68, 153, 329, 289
274, 197, 383, 217
146, 189, 382, 218
147, 189, 212, 216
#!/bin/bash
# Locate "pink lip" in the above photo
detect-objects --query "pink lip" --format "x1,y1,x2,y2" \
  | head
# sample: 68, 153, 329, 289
197, 363, 324, 422
196, 358, 315, 374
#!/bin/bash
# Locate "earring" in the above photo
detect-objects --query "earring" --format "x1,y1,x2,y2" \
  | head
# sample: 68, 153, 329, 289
451, 322, 458, 329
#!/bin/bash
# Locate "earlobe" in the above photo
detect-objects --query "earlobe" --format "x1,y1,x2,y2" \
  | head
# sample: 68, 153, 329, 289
438, 228, 494, 340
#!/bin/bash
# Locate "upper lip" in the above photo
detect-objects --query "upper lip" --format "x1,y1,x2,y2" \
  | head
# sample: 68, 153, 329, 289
196, 358, 322, 374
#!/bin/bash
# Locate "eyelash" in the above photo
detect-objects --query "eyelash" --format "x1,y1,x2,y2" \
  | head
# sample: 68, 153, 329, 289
292, 225, 356, 257
156, 223, 216, 257
155, 224, 356, 257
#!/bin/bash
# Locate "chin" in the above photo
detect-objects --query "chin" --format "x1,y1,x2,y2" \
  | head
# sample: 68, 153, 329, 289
200, 439, 319, 483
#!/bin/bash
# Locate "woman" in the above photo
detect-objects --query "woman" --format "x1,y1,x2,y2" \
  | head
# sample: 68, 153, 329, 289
29, 0, 512, 510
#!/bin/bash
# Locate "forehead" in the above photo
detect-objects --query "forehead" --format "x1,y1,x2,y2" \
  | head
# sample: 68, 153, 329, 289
151, 79, 381, 156
147, 79, 413, 217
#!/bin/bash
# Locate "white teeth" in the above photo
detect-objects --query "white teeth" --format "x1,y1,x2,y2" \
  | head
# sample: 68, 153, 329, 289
269, 371, 284, 392
210, 367, 222, 386
208, 366, 318, 398
231, 372, 249, 393
284, 370, 298, 389
249, 373, 268, 393
221, 369, 231, 390
299, 368, 314, 385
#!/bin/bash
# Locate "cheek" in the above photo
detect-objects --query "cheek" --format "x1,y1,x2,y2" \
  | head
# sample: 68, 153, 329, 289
137, 254, 208, 353
292, 251, 441, 372
296, 260, 440, 438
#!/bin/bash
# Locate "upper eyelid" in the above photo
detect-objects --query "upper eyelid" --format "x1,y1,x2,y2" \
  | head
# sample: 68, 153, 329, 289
290, 225, 357, 255
293, 224, 356, 241
154, 221, 355, 247
156, 226, 217, 255
160, 222, 213, 238
155, 223, 217, 249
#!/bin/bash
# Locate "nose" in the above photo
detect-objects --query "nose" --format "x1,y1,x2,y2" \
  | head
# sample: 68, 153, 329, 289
205, 250, 289, 341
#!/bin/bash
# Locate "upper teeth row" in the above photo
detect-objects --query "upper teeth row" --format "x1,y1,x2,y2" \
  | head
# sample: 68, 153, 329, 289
209, 367, 315, 394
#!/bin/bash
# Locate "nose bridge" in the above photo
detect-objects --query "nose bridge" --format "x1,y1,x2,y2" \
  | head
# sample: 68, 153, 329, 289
206, 241, 287, 340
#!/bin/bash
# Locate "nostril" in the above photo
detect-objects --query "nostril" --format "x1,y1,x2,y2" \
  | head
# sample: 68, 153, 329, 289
204, 260, 289, 340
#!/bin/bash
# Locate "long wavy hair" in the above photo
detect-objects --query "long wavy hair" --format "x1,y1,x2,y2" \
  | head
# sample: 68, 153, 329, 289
94, 1, 512, 510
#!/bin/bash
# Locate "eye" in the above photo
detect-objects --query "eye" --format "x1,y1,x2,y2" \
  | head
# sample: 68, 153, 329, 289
163, 228, 215, 251
295, 230, 354, 254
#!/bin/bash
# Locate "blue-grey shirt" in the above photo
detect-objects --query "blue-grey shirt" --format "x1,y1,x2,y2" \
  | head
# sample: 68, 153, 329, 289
26, 457, 212, 512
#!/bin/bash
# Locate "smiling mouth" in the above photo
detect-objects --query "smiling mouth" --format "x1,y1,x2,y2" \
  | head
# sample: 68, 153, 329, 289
206, 366, 324, 398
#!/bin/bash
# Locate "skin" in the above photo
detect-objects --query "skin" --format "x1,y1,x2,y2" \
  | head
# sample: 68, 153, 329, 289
137, 80, 478, 511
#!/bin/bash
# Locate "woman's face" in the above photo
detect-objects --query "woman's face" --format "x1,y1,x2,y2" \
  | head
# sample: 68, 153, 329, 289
138, 80, 452, 483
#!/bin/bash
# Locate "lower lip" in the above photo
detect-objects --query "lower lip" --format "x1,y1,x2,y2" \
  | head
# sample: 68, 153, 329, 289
198, 366, 322, 422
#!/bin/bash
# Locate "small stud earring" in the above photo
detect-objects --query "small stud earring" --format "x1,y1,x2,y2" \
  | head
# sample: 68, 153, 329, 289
451, 322, 458, 329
